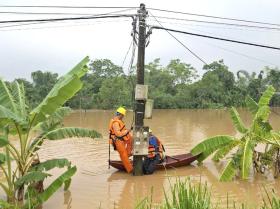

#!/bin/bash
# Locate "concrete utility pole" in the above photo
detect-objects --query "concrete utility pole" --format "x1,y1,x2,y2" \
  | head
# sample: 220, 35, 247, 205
133, 3, 147, 176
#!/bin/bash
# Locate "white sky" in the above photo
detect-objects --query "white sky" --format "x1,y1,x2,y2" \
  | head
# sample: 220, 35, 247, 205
0, 0, 280, 81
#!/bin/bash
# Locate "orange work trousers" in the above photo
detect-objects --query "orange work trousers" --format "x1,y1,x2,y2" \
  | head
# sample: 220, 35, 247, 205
115, 136, 133, 173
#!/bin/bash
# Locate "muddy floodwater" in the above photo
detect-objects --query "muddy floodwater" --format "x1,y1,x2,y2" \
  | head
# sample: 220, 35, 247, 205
38, 109, 280, 209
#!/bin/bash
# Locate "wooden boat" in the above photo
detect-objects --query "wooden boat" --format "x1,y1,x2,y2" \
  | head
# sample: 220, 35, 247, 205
109, 153, 200, 171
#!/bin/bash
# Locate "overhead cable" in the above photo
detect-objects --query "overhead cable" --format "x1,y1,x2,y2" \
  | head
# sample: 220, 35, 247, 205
152, 16, 280, 31
0, 19, 131, 31
151, 26, 280, 50
149, 12, 207, 65
0, 5, 138, 9
0, 14, 135, 24
0, 8, 135, 29
121, 40, 133, 68
0, 8, 134, 16
148, 8, 280, 27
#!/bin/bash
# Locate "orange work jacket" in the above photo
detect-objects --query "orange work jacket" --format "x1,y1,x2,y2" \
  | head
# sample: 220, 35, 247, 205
109, 117, 130, 143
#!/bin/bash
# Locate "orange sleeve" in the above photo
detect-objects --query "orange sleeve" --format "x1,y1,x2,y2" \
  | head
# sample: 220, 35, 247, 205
112, 122, 128, 138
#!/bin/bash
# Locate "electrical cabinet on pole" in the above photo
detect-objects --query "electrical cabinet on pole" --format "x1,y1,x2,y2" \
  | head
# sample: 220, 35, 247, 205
133, 3, 148, 176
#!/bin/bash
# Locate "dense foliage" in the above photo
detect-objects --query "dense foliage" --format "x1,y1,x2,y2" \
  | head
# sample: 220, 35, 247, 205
10, 58, 280, 110
191, 85, 280, 181
0, 57, 101, 208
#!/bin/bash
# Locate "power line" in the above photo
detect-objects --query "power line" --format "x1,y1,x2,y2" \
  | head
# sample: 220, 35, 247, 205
0, 14, 135, 24
0, 21, 51, 29
149, 12, 207, 65
151, 26, 280, 50
163, 25, 279, 66
0, 8, 134, 16
148, 7, 280, 27
147, 18, 280, 33
153, 16, 280, 31
0, 5, 137, 9
202, 40, 279, 66
121, 40, 133, 68
0, 19, 131, 31
0, 9, 135, 29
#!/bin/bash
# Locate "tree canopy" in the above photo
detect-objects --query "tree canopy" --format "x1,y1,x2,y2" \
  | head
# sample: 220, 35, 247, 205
10, 58, 280, 110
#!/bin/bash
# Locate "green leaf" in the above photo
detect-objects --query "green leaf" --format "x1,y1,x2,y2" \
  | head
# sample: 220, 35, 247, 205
45, 127, 102, 140
0, 105, 25, 125
0, 199, 14, 209
0, 135, 8, 147
245, 96, 258, 115
64, 178, 72, 191
230, 107, 247, 133
12, 82, 27, 118
258, 85, 275, 107
0, 79, 16, 112
25, 166, 77, 208
241, 139, 254, 179
15, 171, 50, 189
0, 153, 6, 164
255, 106, 271, 122
219, 159, 236, 181
191, 135, 234, 162
30, 57, 89, 125
31, 158, 71, 172
212, 140, 240, 162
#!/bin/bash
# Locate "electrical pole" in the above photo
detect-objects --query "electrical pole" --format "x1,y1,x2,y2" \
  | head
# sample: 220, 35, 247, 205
133, 3, 147, 176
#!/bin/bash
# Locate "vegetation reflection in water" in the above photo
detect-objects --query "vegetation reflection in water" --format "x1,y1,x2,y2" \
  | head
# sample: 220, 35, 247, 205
0, 57, 101, 208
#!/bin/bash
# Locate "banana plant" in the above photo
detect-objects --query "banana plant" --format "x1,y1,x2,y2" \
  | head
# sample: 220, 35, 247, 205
191, 85, 278, 181
0, 56, 102, 208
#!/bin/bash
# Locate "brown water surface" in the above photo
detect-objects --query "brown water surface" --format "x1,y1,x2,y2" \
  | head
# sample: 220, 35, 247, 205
38, 109, 280, 209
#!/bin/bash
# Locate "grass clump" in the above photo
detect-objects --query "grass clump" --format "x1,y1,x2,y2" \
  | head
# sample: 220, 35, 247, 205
136, 178, 280, 209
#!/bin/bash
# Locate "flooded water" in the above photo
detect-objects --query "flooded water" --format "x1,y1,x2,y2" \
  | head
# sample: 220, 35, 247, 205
37, 109, 280, 209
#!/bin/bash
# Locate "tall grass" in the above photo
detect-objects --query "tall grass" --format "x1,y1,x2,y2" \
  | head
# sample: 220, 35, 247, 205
136, 178, 280, 209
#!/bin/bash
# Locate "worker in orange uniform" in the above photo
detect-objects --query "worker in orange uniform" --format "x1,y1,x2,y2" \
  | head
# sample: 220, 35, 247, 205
109, 107, 133, 173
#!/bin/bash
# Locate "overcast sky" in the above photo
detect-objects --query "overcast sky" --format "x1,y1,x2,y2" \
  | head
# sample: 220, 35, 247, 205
0, 0, 279, 81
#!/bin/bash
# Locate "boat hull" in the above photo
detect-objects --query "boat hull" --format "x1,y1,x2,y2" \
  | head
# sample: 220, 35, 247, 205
109, 153, 199, 171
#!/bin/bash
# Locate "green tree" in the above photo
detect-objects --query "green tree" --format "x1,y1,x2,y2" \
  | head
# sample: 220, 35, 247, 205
31, 71, 58, 107
96, 76, 132, 109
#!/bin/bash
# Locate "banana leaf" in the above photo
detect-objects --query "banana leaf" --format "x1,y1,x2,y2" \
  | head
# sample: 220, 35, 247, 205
258, 85, 275, 107
245, 96, 258, 115
230, 107, 247, 134
212, 140, 240, 162
30, 56, 89, 125
23, 166, 77, 209
0, 105, 25, 125
219, 159, 236, 181
15, 171, 50, 189
31, 158, 71, 172
0, 79, 16, 112
11, 82, 27, 119
191, 135, 235, 162
254, 106, 271, 122
0, 153, 6, 164
241, 139, 254, 179
0, 135, 8, 147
